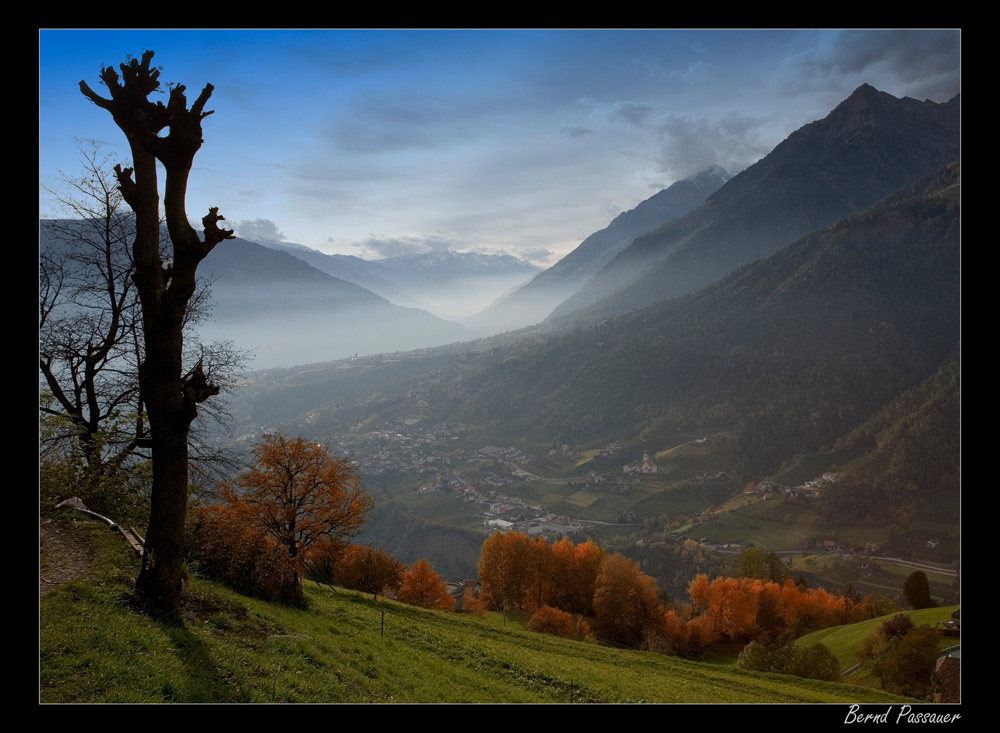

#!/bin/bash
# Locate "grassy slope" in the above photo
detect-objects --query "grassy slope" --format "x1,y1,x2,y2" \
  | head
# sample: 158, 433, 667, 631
796, 606, 959, 670
40, 518, 906, 704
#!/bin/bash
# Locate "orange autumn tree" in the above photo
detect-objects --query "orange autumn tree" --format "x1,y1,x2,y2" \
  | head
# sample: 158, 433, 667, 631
525, 535, 554, 609
397, 558, 454, 610
187, 499, 301, 602
550, 537, 606, 614
319, 543, 404, 597
215, 434, 373, 597
684, 574, 850, 644
593, 553, 665, 647
478, 531, 534, 610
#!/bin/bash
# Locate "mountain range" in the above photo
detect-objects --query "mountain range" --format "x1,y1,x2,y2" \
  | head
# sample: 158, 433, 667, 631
545, 84, 959, 326
470, 165, 733, 333
194, 239, 477, 368
42, 84, 960, 389
252, 244, 542, 324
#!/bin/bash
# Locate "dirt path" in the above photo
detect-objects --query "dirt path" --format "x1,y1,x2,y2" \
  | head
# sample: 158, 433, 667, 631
40, 518, 96, 597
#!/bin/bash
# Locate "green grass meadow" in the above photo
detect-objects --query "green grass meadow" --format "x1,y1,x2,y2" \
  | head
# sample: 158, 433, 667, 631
40, 517, 909, 704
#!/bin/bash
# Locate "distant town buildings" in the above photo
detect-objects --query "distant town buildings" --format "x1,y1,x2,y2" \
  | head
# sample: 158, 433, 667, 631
623, 451, 657, 475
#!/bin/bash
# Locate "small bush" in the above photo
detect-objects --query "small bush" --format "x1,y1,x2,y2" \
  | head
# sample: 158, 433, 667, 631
396, 559, 454, 610
461, 588, 486, 617
879, 612, 915, 641
527, 605, 593, 642
313, 543, 404, 597
737, 639, 795, 674
789, 642, 840, 681
186, 505, 302, 604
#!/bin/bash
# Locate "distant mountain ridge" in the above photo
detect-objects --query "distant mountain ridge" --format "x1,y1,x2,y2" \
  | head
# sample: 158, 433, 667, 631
469, 165, 733, 333
195, 238, 469, 368
256, 242, 540, 321
549, 84, 960, 324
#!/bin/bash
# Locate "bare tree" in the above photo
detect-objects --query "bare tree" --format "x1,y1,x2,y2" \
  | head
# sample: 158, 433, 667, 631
41, 144, 244, 492
78, 51, 235, 613
40, 143, 144, 481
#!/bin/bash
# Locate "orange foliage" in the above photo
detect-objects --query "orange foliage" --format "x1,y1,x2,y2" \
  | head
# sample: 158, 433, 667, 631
525, 536, 554, 609
685, 615, 719, 651
187, 502, 300, 602
461, 587, 485, 617
593, 553, 663, 647
699, 576, 761, 640
477, 533, 609, 614
527, 605, 576, 637
397, 558, 454, 610
477, 531, 535, 610
683, 574, 850, 645
324, 543, 404, 596
687, 573, 711, 613
663, 609, 690, 650
189, 434, 372, 600
551, 538, 607, 614
224, 434, 373, 562
526, 605, 595, 643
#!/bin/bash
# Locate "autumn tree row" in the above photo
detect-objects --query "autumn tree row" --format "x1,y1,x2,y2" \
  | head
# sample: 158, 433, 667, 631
478, 531, 607, 615
682, 574, 866, 647
477, 531, 665, 646
477, 531, 869, 654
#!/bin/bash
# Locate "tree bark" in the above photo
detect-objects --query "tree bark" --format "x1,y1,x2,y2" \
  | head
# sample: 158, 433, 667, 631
80, 51, 232, 614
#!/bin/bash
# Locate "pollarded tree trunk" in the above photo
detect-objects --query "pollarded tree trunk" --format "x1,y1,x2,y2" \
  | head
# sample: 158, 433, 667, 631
80, 51, 233, 614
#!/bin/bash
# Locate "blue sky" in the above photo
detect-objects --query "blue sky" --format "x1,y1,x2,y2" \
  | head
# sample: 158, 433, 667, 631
39, 29, 960, 265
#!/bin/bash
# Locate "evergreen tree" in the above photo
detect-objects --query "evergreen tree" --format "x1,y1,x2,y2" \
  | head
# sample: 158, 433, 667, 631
902, 570, 933, 609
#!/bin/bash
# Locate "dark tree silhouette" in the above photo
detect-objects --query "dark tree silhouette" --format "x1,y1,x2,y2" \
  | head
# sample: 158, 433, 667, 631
902, 570, 933, 609
40, 144, 144, 481
79, 51, 234, 614
40, 143, 241, 506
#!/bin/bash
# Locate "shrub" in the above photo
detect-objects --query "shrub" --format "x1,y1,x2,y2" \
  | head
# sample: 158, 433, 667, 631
527, 605, 594, 642
397, 559, 454, 610
314, 543, 404, 597
879, 612, 915, 641
186, 504, 302, 603
738, 639, 840, 682
527, 605, 575, 637
461, 587, 486, 617
789, 642, 840, 681
737, 639, 795, 674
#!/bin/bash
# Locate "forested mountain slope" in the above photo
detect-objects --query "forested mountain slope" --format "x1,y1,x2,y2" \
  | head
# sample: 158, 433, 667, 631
550, 85, 960, 326
458, 162, 959, 481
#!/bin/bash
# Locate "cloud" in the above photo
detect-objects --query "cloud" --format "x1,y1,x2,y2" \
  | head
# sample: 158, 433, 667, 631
599, 201, 623, 219
519, 247, 555, 265
652, 112, 768, 180
353, 234, 457, 259
609, 101, 654, 127
235, 218, 287, 244
778, 30, 960, 102
561, 126, 594, 138
668, 59, 714, 86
